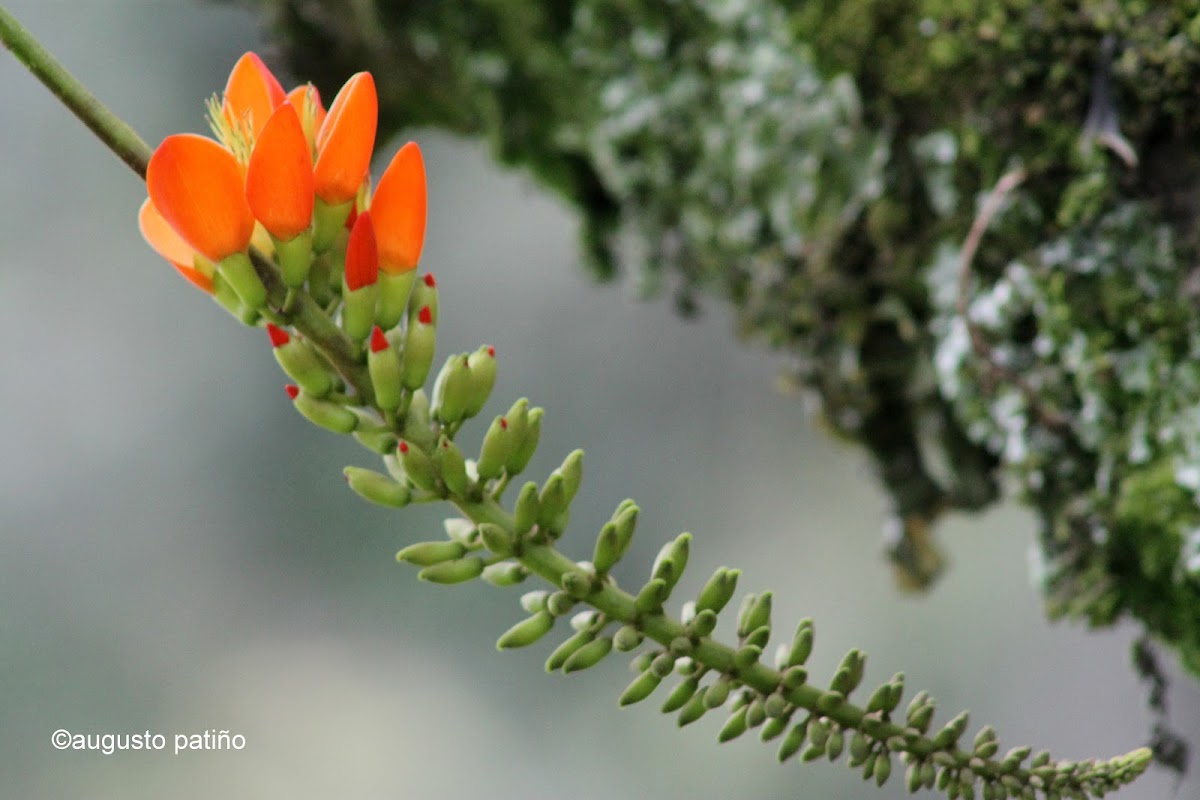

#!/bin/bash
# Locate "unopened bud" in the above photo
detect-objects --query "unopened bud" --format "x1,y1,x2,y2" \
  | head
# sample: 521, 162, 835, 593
418, 556, 484, 584
435, 436, 470, 496
619, 669, 662, 706
497, 610, 554, 649
737, 592, 773, 639
431, 353, 471, 424
537, 473, 568, 528
481, 561, 528, 587
401, 388, 435, 450
562, 636, 613, 673
268, 325, 333, 397
476, 416, 513, 480
696, 567, 739, 615
408, 272, 438, 326
341, 282, 378, 342
397, 440, 438, 492
367, 326, 403, 411
512, 481, 540, 536
463, 345, 497, 418
396, 540, 466, 566
402, 306, 436, 390
377, 269, 417, 330
558, 449, 583, 505
661, 676, 699, 713
289, 386, 357, 434
506, 406, 542, 474
344, 466, 410, 508
652, 533, 691, 592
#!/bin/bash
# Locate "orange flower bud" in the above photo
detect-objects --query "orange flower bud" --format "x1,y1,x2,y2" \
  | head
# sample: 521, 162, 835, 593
137, 198, 214, 293
146, 134, 255, 262
313, 72, 377, 204
222, 52, 286, 141
246, 103, 314, 241
344, 210, 379, 291
371, 141, 427, 274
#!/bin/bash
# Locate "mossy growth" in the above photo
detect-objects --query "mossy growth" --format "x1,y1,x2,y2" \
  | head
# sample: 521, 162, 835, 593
244, 0, 1200, 679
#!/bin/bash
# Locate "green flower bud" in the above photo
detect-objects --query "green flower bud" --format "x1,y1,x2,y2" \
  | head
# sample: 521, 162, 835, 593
463, 345, 497, 419
402, 307, 437, 391
826, 727, 845, 761
696, 567, 739, 615
973, 726, 999, 759
787, 618, 815, 667
688, 609, 718, 638
817, 691, 845, 714
704, 676, 731, 709
519, 590, 548, 614
661, 676, 699, 713
506, 406, 542, 474
763, 693, 789, 719
353, 426, 397, 455
401, 388, 435, 449
719, 707, 749, 743
268, 325, 332, 397
563, 636, 613, 673
635, 579, 668, 613
344, 466, 410, 508
512, 481, 540, 536
777, 722, 807, 762
396, 540, 467, 566
676, 688, 709, 727
289, 387, 358, 433
558, 449, 583, 505
630, 651, 654, 674
650, 652, 677, 677
743, 625, 770, 650
497, 610, 555, 650
407, 272, 438, 326
377, 269, 417, 331
218, 251, 267, 309
431, 353, 471, 424
831, 649, 865, 695
733, 645, 761, 672
651, 533, 691, 592
537, 473, 568, 528
619, 669, 662, 706
744, 698, 766, 730
418, 556, 484, 584
481, 561, 528, 587
760, 717, 787, 742
367, 326, 403, 411
397, 440, 438, 492
545, 629, 593, 671
849, 731, 871, 766
560, 570, 592, 598
476, 415, 514, 480
609, 503, 639, 556
781, 666, 807, 691
435, 436, 470, 496
932, 710, 970, 750
592, 523, 622, 574
865, 684, 892, 714
884, 673, 905, 712
612, 624, 643, 652
478, 522, 513, 557
737, 591, 772, 639
668, 637, 693, 658
341, 283, 378, 342
874, 753, 892, 787
545, 590, 576, 617
502, 397, 529, 451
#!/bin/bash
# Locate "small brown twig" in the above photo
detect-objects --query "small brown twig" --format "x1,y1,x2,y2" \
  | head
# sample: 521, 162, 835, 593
956, 168, 1072, 431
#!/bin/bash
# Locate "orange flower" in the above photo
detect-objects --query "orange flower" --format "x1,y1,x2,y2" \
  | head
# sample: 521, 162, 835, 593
313, 72, 377, 204
146, 133, 255, 262
246, 103, 314, 241
222, 52, 286, 141
370, 141, 427, 274
287, 84, 326, 151
344, 210, 379, 291
137, 198, 214, 293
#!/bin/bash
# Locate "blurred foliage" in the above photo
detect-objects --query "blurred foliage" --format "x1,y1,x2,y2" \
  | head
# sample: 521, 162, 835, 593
243, 0, 1200, 679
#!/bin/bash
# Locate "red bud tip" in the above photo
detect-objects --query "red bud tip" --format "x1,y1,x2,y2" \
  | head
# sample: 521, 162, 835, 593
500, 417, 508, 430
486, 345, 496, 358
370, 326, 389, 353
423, 273, 436, 287
418, 305, 433, 325
285, 384, 300, 399
398, 440, 410, 454
267, 323, 290, 348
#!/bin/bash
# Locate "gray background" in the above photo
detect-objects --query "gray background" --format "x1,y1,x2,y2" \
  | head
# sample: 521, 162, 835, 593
1, 1, 1195, 797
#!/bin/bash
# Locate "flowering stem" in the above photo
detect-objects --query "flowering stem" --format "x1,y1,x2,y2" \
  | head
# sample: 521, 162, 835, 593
0, 5, 151, 178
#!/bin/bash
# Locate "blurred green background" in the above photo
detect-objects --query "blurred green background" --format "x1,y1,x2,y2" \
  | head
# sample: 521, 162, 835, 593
1, 1, 1195, 797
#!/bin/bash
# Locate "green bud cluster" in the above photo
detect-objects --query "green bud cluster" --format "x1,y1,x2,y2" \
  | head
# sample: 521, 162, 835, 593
215, 240, 1149, 800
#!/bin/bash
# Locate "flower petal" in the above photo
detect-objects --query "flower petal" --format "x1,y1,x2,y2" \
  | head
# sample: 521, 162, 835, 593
246, 103, 314, 240
344, 210, 379, 291
314, 72, 377, 204
371, 141, 427, 274
147, 134, 256, 262
223, 52, 286, 141
138, 199, 215, 293
287, 84, 326, 149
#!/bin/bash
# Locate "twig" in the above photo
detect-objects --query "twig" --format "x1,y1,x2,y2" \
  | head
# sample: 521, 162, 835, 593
956, 168, 1071, 431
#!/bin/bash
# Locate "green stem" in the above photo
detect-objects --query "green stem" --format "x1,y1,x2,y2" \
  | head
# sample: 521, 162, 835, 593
0, 5, 151, 177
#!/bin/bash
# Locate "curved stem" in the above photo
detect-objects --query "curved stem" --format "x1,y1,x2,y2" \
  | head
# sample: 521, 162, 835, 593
0, 5, 151, 178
